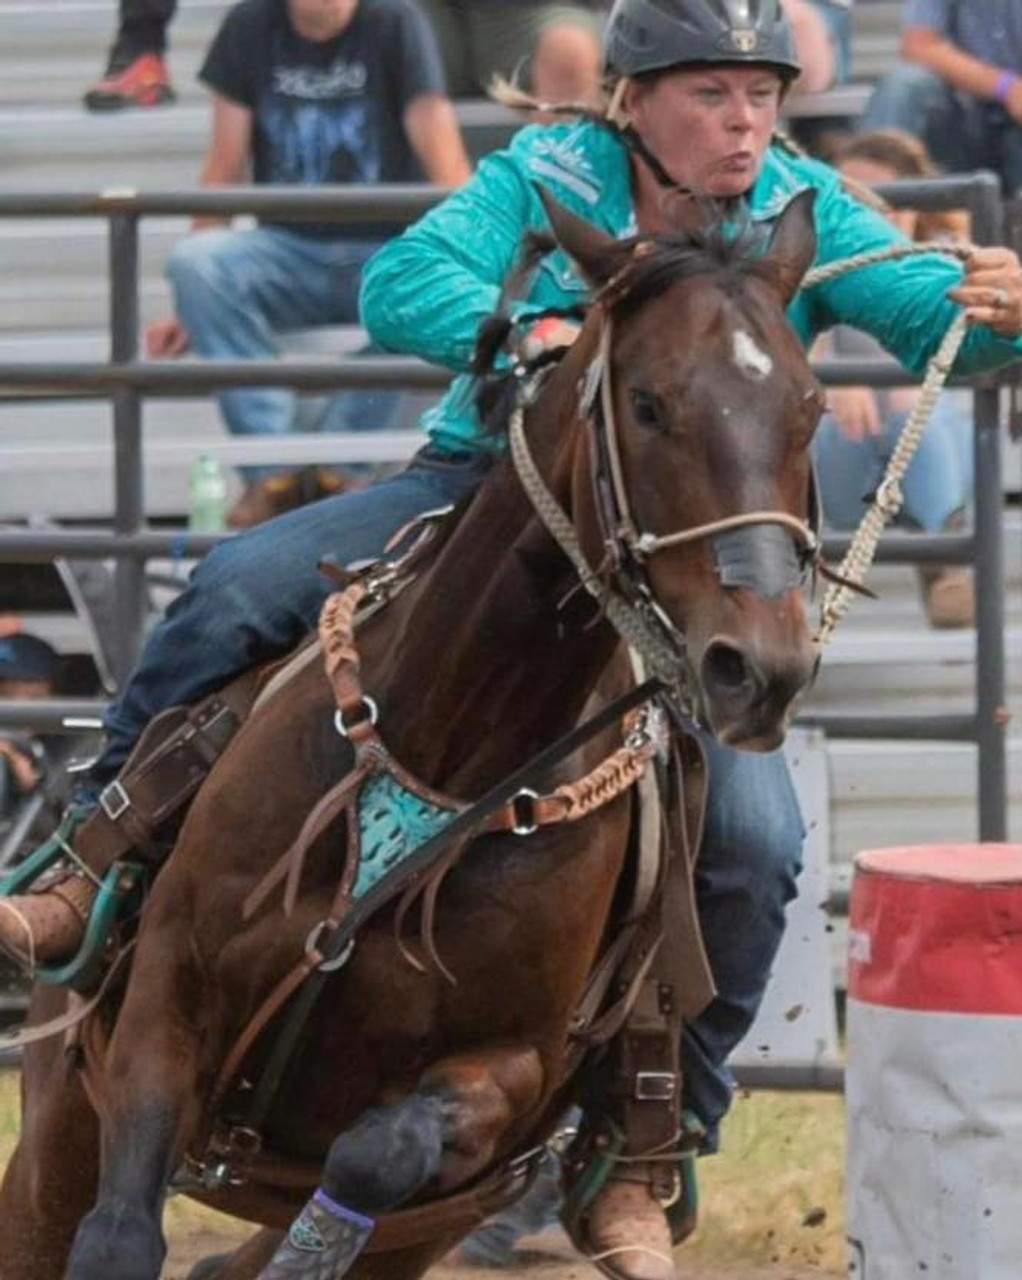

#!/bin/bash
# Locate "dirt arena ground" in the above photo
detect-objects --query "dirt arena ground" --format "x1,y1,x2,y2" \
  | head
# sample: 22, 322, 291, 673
162, 1214, 842, 1280
3, 1074, 845, 1280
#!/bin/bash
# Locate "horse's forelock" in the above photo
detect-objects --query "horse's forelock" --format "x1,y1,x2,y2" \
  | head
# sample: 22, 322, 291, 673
605, 221, 777, 322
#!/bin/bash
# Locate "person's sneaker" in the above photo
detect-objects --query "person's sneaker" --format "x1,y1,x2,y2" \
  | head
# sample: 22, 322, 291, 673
921, 567, 975, 628
919, 566, 975, 628
313, 466, 360, 500
226, 473, 308, 530
83, 52, 175, 112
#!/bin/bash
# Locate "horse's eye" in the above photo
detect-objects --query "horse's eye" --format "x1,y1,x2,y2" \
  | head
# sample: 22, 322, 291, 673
629, 388, 665, 430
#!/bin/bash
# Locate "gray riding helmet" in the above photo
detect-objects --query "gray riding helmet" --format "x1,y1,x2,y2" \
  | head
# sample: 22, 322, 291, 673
604, 0, 802, 81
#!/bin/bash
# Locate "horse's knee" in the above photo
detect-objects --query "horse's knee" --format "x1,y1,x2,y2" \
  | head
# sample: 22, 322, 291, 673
321, 1049, 545, 1214
322, 1094, 446, 1213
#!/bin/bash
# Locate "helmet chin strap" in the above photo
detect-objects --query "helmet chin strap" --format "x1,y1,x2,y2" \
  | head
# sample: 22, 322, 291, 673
618, 121, 688, 192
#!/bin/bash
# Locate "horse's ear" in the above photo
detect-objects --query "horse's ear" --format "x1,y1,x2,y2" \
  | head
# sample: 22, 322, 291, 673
533, 183, 620, 287
764, 189, 818, 304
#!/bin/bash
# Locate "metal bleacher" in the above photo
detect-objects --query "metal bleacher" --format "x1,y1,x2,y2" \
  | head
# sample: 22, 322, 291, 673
0, 0, 1019, 903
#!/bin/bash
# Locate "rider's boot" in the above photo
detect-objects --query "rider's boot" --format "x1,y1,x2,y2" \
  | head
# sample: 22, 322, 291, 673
0, 675, 261, 978
585, 1171, 676, 1280
0, 867, 95, 968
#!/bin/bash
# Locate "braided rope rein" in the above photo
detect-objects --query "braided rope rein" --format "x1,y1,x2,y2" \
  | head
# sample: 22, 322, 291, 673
510, 239, 975, 664
803, 241, 972, 646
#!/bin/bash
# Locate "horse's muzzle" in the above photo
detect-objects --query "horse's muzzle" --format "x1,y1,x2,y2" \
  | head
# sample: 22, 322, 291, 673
698, 634, 817, 751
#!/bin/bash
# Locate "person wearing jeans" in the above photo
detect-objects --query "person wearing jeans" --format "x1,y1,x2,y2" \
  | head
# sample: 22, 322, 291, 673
6, 2, 1022, 1276
860, 0, 1022, 197
812, 128, 977, 628
163, 226, 396, 488
144, 0, 471, 528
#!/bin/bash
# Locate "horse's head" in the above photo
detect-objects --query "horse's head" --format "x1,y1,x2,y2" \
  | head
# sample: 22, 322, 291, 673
539, 188, 824, 750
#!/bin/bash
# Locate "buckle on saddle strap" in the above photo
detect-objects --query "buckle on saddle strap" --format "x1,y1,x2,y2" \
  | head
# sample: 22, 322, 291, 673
99, 780, 131, 821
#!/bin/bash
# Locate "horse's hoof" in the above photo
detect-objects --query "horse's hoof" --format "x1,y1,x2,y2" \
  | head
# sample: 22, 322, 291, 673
584, 1178, 677, 1280
65, 1199, 165, 1280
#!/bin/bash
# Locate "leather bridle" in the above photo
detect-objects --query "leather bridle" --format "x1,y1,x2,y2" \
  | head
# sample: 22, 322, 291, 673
577, 304, 819, 658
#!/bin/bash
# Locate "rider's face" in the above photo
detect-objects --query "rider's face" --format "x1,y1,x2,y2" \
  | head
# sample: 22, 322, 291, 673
624, 65, 783, 198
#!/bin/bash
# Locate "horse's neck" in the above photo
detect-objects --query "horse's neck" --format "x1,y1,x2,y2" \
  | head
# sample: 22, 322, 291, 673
364, 369, 623, 797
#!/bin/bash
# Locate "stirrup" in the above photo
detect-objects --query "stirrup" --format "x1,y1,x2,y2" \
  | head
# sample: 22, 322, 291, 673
0, 808, 146, 991
0, 804, 92, 898
563, 1113, 703, 1251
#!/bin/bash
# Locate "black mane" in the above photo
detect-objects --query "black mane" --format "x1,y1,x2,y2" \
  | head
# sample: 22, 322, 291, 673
601, 218, 778, 320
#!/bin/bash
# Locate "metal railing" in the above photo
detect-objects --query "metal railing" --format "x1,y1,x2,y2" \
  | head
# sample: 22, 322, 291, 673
0, 175, 1012, 851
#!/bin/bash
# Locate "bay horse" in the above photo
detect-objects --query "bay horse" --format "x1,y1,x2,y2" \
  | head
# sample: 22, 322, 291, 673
0, 188, 824, 1280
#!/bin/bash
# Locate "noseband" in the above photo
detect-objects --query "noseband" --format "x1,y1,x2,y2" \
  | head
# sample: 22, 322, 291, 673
508, 305, 820, 698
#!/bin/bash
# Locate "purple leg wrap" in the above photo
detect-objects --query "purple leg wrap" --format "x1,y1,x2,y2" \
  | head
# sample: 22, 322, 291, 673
256, 1188, 376, 1280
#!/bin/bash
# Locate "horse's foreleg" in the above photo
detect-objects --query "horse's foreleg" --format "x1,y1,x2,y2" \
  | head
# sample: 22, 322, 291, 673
0, 994, 101, 1280
62, 946, 206, 1280
256, 1045, 545, 1280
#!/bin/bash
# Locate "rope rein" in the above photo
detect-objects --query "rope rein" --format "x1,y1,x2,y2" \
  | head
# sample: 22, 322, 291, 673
804, 241, 973, 646
509, 237, 976, 670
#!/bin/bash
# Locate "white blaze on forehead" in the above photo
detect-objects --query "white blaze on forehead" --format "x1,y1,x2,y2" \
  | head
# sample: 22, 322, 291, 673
732, 328, 773, 380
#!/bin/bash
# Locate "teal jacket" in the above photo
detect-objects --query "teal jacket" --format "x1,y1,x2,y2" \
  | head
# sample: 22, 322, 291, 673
360, 119, 1022, 454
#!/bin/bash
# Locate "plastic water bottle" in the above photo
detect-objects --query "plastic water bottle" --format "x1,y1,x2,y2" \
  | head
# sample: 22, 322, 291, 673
188, 455, 227, 533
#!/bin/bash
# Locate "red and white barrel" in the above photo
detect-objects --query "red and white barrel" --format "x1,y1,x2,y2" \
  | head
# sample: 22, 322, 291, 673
846, 843, 1022, 1280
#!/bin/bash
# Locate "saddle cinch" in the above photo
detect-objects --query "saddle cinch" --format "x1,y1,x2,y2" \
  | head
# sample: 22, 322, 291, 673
1, 544, 717, 1258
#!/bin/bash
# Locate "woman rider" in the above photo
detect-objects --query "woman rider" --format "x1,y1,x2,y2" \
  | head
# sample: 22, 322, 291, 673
3, 1, 1022, 1276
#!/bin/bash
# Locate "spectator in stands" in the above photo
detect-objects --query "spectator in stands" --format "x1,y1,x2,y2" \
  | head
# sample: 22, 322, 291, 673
144, 0, 472, 529
782, 0, 853, 94
0, 628, 60, 816
814, 128, 976, 627
861, 0, 1022, 197
83, 0, 176, 111
419, 2, 608, 105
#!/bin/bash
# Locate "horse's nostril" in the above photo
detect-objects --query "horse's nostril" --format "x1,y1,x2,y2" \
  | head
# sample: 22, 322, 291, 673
702, 641, 753, 692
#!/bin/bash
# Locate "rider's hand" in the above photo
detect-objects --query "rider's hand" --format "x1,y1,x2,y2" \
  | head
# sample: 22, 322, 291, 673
0, 738, 42, 792
948, 246, 1022, 337
521, 317, 581, 361
145, 316, 191, 359
827, 386, 882, 442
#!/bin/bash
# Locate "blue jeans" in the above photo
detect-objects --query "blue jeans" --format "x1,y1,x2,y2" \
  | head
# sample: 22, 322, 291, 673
813, 395, 974, 532
86, 449, 804, 1146
166, 226, 396, 481
861, 65, 1022, 197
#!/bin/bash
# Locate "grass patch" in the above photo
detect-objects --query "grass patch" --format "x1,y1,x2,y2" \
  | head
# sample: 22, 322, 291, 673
0, 1072, 845, 1271
689, 1090, 845, 1272
0, 1072, 18, 1169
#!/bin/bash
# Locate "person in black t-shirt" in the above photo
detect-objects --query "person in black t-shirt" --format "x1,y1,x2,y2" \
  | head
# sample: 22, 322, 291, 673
144, 0, 471, 529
